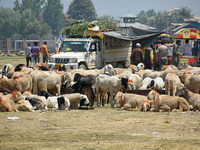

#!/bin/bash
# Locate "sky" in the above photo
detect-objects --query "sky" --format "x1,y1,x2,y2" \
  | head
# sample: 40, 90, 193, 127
1, 0, 200, 19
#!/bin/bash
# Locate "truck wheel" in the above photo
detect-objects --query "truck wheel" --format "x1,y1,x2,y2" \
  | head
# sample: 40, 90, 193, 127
117, 63, 124, 68
78, 64, 87, 70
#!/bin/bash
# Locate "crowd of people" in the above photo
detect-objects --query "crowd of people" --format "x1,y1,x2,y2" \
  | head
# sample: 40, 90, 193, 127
25, 41, 49, 67
130, 39, 199, 70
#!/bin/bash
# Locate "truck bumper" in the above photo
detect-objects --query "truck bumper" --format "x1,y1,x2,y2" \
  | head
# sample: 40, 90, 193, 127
47, 63, 78, 70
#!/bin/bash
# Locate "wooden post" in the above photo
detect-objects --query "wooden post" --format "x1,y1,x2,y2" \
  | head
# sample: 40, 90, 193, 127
7, 38, 10, 54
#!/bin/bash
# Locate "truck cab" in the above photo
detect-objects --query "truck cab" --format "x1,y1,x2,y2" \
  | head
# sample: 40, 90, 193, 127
47, 38, 101, 70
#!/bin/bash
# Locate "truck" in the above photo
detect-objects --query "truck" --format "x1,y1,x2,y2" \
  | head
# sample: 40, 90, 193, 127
47, 31, 133, 70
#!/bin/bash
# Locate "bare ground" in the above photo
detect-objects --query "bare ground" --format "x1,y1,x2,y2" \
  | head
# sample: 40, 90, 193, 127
0, 107, 200, 150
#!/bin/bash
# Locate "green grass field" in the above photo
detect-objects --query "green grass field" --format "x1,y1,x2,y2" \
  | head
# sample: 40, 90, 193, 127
0, 56, 200, 150
0, 55, 44, 68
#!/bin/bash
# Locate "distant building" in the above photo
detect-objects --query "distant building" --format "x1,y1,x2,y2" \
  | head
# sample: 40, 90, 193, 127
165, 15, 200, 36
117, 14, 156, 35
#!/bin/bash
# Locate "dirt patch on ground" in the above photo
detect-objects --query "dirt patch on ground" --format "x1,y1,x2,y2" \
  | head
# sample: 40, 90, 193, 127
0, 107, 200, 150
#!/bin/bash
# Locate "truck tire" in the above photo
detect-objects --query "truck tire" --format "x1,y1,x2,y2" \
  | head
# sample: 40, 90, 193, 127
116, 63, 124, 68
78, 64, 87, 70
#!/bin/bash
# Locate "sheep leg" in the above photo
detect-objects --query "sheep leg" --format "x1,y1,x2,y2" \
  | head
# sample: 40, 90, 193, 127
56, 84, 60, 96
110, 91, 115, 108
173, 84, 176, 96
122, 104, 132, 110
159, 105, 170, 112
90, 86, 95, 107
168, 83, 171, 96
97, 93, 100, 107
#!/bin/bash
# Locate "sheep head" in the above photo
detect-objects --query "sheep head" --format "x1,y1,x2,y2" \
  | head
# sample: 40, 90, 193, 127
129, 65, 138, 73
147, 80, 155, 90
80, 95, 90, 107
121, 77, 128, 89
142, 100, 150, 112
114, 92, 124, 106
137, 63, 144, 71
147, 90, 159, 102
103, 64, 115, 75
176, 87, 187, 97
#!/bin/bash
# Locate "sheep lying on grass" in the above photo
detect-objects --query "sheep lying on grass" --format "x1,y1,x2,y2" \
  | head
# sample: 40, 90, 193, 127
114, 92, 147, 111
147, 90, 190, 112
177, 87, 200, 111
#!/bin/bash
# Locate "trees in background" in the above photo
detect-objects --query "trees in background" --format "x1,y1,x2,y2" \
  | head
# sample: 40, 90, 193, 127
137, 7, 193, 31
0, 0, 195, 39
0, 8, 21, 38
43, 0, 67, 36
67, 0, 97, 21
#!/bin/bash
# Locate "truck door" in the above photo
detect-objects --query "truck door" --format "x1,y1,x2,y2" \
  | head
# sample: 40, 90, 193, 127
95, 42, 101, 68
87, 42, 101, 68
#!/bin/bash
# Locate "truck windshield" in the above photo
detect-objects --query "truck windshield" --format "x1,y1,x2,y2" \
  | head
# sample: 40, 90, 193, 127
60, 41, 87, 52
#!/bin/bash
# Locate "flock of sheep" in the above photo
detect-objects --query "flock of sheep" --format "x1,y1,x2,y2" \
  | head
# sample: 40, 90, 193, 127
0, 62, 200, 112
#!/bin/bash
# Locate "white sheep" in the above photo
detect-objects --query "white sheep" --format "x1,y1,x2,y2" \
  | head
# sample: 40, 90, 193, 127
46, 96, 70, 110
139, 77, 152, 90
62, 93, 90, 108
147, 77, 165, 90
95, 74, 128, 108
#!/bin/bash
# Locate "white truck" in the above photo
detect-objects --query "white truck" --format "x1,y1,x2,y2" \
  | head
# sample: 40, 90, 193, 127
47, 32, 133, 70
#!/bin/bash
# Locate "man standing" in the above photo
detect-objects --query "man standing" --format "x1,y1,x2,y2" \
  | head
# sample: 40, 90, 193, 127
31, 42, 40, 65
130, 43, 143, 66
25, 43, 31, 67
144, 44, 154, 69
171, 40, 182, 67
155, 41, 168, 70
40, 41, 49, 63
183, 39, 192, 56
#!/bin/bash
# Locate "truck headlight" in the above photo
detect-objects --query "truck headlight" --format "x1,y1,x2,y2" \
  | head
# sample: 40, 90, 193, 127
48, 57, 55, 63
68, 58, 77, 63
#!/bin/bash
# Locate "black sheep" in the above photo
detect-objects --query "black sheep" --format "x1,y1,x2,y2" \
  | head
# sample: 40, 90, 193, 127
72, 73, 96, 107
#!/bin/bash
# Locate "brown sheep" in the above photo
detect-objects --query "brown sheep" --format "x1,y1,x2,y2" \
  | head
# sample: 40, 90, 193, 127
165, 73, 184, 96
161, 65, 178, 71
0, 98, 18, 112
32, 71, 69, 95
114, 92, 146, 111
177, 87, 200, 111
147, 90, 190, 112
0, 73, 32, 93
113, 65, 138, 75
178, 72, 200, 93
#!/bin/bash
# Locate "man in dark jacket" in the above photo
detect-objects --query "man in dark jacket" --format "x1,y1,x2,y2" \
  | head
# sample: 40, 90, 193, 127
144, 44, 154, 69
130, 43, 143, 66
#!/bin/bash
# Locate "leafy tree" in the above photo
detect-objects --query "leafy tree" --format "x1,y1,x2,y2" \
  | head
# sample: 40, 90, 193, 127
20, 0, 45, 19
146, 9, 156, 18
43, 0, 67, 36
67, 0, 97, 21
179, 7, 192, 18
137, 7, 193, 31
13, 0, 20, 12
0, 7, 21, 38
97, 15, 116, 22
137, 11, 148, 24
38, 23, 51, 38
23, 20, 41, 36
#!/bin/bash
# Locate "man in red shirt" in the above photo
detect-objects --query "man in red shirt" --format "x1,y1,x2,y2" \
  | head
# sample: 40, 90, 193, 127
130, 43, 143, 66
40, 41, 49, 63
